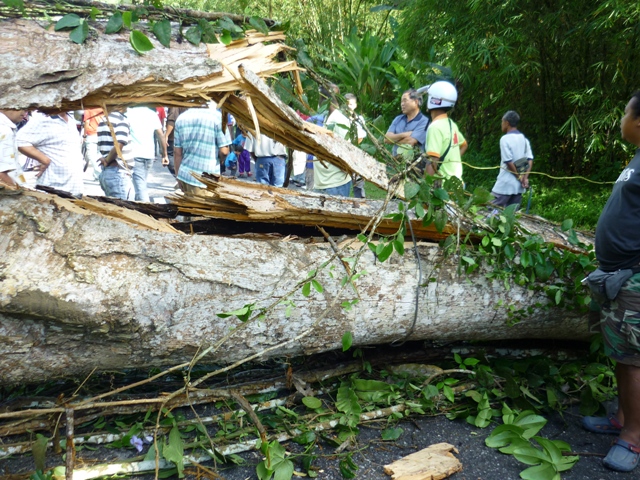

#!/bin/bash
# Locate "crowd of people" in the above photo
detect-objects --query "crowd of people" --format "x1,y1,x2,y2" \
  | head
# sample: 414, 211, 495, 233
0, 83, 534, 209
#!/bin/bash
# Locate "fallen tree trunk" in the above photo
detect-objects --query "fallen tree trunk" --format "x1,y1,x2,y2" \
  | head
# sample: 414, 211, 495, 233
0, 192, 589, 385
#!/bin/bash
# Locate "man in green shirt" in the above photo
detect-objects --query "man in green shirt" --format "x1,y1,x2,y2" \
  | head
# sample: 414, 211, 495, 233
422, 81, 468, 181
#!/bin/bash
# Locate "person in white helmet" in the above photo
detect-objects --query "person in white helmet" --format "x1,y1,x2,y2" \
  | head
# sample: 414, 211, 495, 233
423, 81, 468, 182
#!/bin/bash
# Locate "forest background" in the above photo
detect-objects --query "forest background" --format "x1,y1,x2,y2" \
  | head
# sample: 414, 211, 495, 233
174, 0, 637, 227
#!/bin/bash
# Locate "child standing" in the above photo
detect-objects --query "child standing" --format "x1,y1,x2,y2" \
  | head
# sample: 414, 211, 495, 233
235, 143, 252, 178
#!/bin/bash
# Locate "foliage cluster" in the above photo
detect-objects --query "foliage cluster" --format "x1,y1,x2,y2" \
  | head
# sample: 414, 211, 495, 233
397, 0, 640, 179
19, 341, 616, 480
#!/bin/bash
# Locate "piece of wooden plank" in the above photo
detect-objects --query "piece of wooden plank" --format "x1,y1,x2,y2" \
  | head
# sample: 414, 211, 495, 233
383, 443, 462, 480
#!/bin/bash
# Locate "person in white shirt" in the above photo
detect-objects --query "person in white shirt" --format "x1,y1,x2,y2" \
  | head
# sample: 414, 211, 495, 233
127, 106, 167, 202
17, 111, 84, 196
0, 108, 28, 189
244, 133, 287, 187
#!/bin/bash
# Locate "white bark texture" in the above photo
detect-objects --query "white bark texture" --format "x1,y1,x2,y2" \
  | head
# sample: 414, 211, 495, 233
0, 193, 589, 385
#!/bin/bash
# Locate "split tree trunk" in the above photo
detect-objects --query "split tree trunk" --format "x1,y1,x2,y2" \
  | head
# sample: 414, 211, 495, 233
0, 192, 589, 385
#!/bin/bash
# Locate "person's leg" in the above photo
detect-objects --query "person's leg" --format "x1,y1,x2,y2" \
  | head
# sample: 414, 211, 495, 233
132, 157, 152, 202
255, 157, 271, 185
305, 167, 314, 190
617, 363, 640, 445
273, 156, 286, 187
353, 176, 366, 198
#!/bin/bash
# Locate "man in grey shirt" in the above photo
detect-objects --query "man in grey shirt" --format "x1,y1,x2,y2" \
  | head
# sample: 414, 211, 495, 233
491, 110, 533, 208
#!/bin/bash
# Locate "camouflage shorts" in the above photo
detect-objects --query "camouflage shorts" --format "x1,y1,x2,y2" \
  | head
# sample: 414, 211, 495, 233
599, 273, 640, 367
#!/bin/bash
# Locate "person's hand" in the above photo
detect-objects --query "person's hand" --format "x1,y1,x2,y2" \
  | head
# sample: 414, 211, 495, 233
35, 157, 51, 178
162, 156, 169, 166
521, 177, 529, 189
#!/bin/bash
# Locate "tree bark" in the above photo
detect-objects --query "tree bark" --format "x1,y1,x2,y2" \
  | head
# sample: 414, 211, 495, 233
0, 192, 589, 385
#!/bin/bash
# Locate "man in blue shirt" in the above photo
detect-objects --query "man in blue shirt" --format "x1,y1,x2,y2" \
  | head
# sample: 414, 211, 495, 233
385, 89, 429, 156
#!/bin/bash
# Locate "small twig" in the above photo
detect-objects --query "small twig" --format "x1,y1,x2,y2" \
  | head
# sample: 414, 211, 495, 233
424, 369, 476, 386
230, 391, 267, 443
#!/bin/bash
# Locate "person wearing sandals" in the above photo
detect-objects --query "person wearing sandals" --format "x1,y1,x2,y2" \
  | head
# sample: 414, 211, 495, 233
582, 91, 640, 472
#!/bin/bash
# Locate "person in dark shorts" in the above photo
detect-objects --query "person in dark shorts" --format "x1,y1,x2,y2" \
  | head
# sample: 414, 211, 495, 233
582, 91, 640, 473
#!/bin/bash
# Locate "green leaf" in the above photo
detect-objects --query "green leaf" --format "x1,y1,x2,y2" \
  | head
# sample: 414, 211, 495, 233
249, 16, 269, 34
152, 18, 171, 47
89, 6, 100, 21
69, 21, 88, 44
218, 16, 243, 33
185, 25, 202, 45
394, 238, 405, 255
518, 462, 558, 480
220, 30, 232, 45
533, 437, 564, 465
130, 30, 154, 54
302, 397, 322, 409
198, 18, 218, 43
404, 182, 420, 199
443, 385, 454, 403
302, 282, 311, 297
377, 242, 394, 262
342, 331, 353, 351
514, 412, 547, 439
55, 13, 81, 30
433, 188, 449, 201
122, 11, 132, 29
273, 459, 294, 480
415, 202, 425, 218
434, 209, 448, 233
33, 434, 49, 471
216, 305, 252, 321
105, 12, 123, 34
561, 219, 573, 231
311, 279, 323, 293
513, 445, 549, 465
485, 424, 525, 448
336, 386, 362, 417
381, 427, 403, 440
499, 437, 531, 454
163, 427, 184, 477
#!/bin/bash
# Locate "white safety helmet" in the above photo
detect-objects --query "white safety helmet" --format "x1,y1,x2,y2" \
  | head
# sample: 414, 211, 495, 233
417, 81, 458, 109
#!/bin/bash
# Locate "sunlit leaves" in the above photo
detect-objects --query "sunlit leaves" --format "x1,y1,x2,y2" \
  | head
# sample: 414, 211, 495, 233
130, 30, 154, 54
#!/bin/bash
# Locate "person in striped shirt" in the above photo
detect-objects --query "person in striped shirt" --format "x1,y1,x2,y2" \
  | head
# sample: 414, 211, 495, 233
96, 109, 134, 200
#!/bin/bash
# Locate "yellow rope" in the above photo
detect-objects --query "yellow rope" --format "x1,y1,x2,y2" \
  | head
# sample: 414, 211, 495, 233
459, 161, 615, 185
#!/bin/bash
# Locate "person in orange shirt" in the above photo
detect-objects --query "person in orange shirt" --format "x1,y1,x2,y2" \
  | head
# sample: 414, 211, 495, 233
82, 107, 104, 181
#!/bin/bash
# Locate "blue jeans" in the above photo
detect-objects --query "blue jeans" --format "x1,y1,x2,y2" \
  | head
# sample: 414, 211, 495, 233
255, 156, 286, 187
99, 166, 133, 200
132, 157, 153, 202
316, 181, 352, 197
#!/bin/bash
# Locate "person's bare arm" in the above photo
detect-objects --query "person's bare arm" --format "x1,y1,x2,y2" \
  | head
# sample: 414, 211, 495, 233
520, 160, 533, 189
174, 147, 182, 175
165, 123, 174, 142
425, 156, 439, 176
384, 131, 412, 144
460, 141, 468, 156
219, 146, 230, 156
0, 171, 17, 186
154, 128, 169, 165
18, 146, 50, 178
